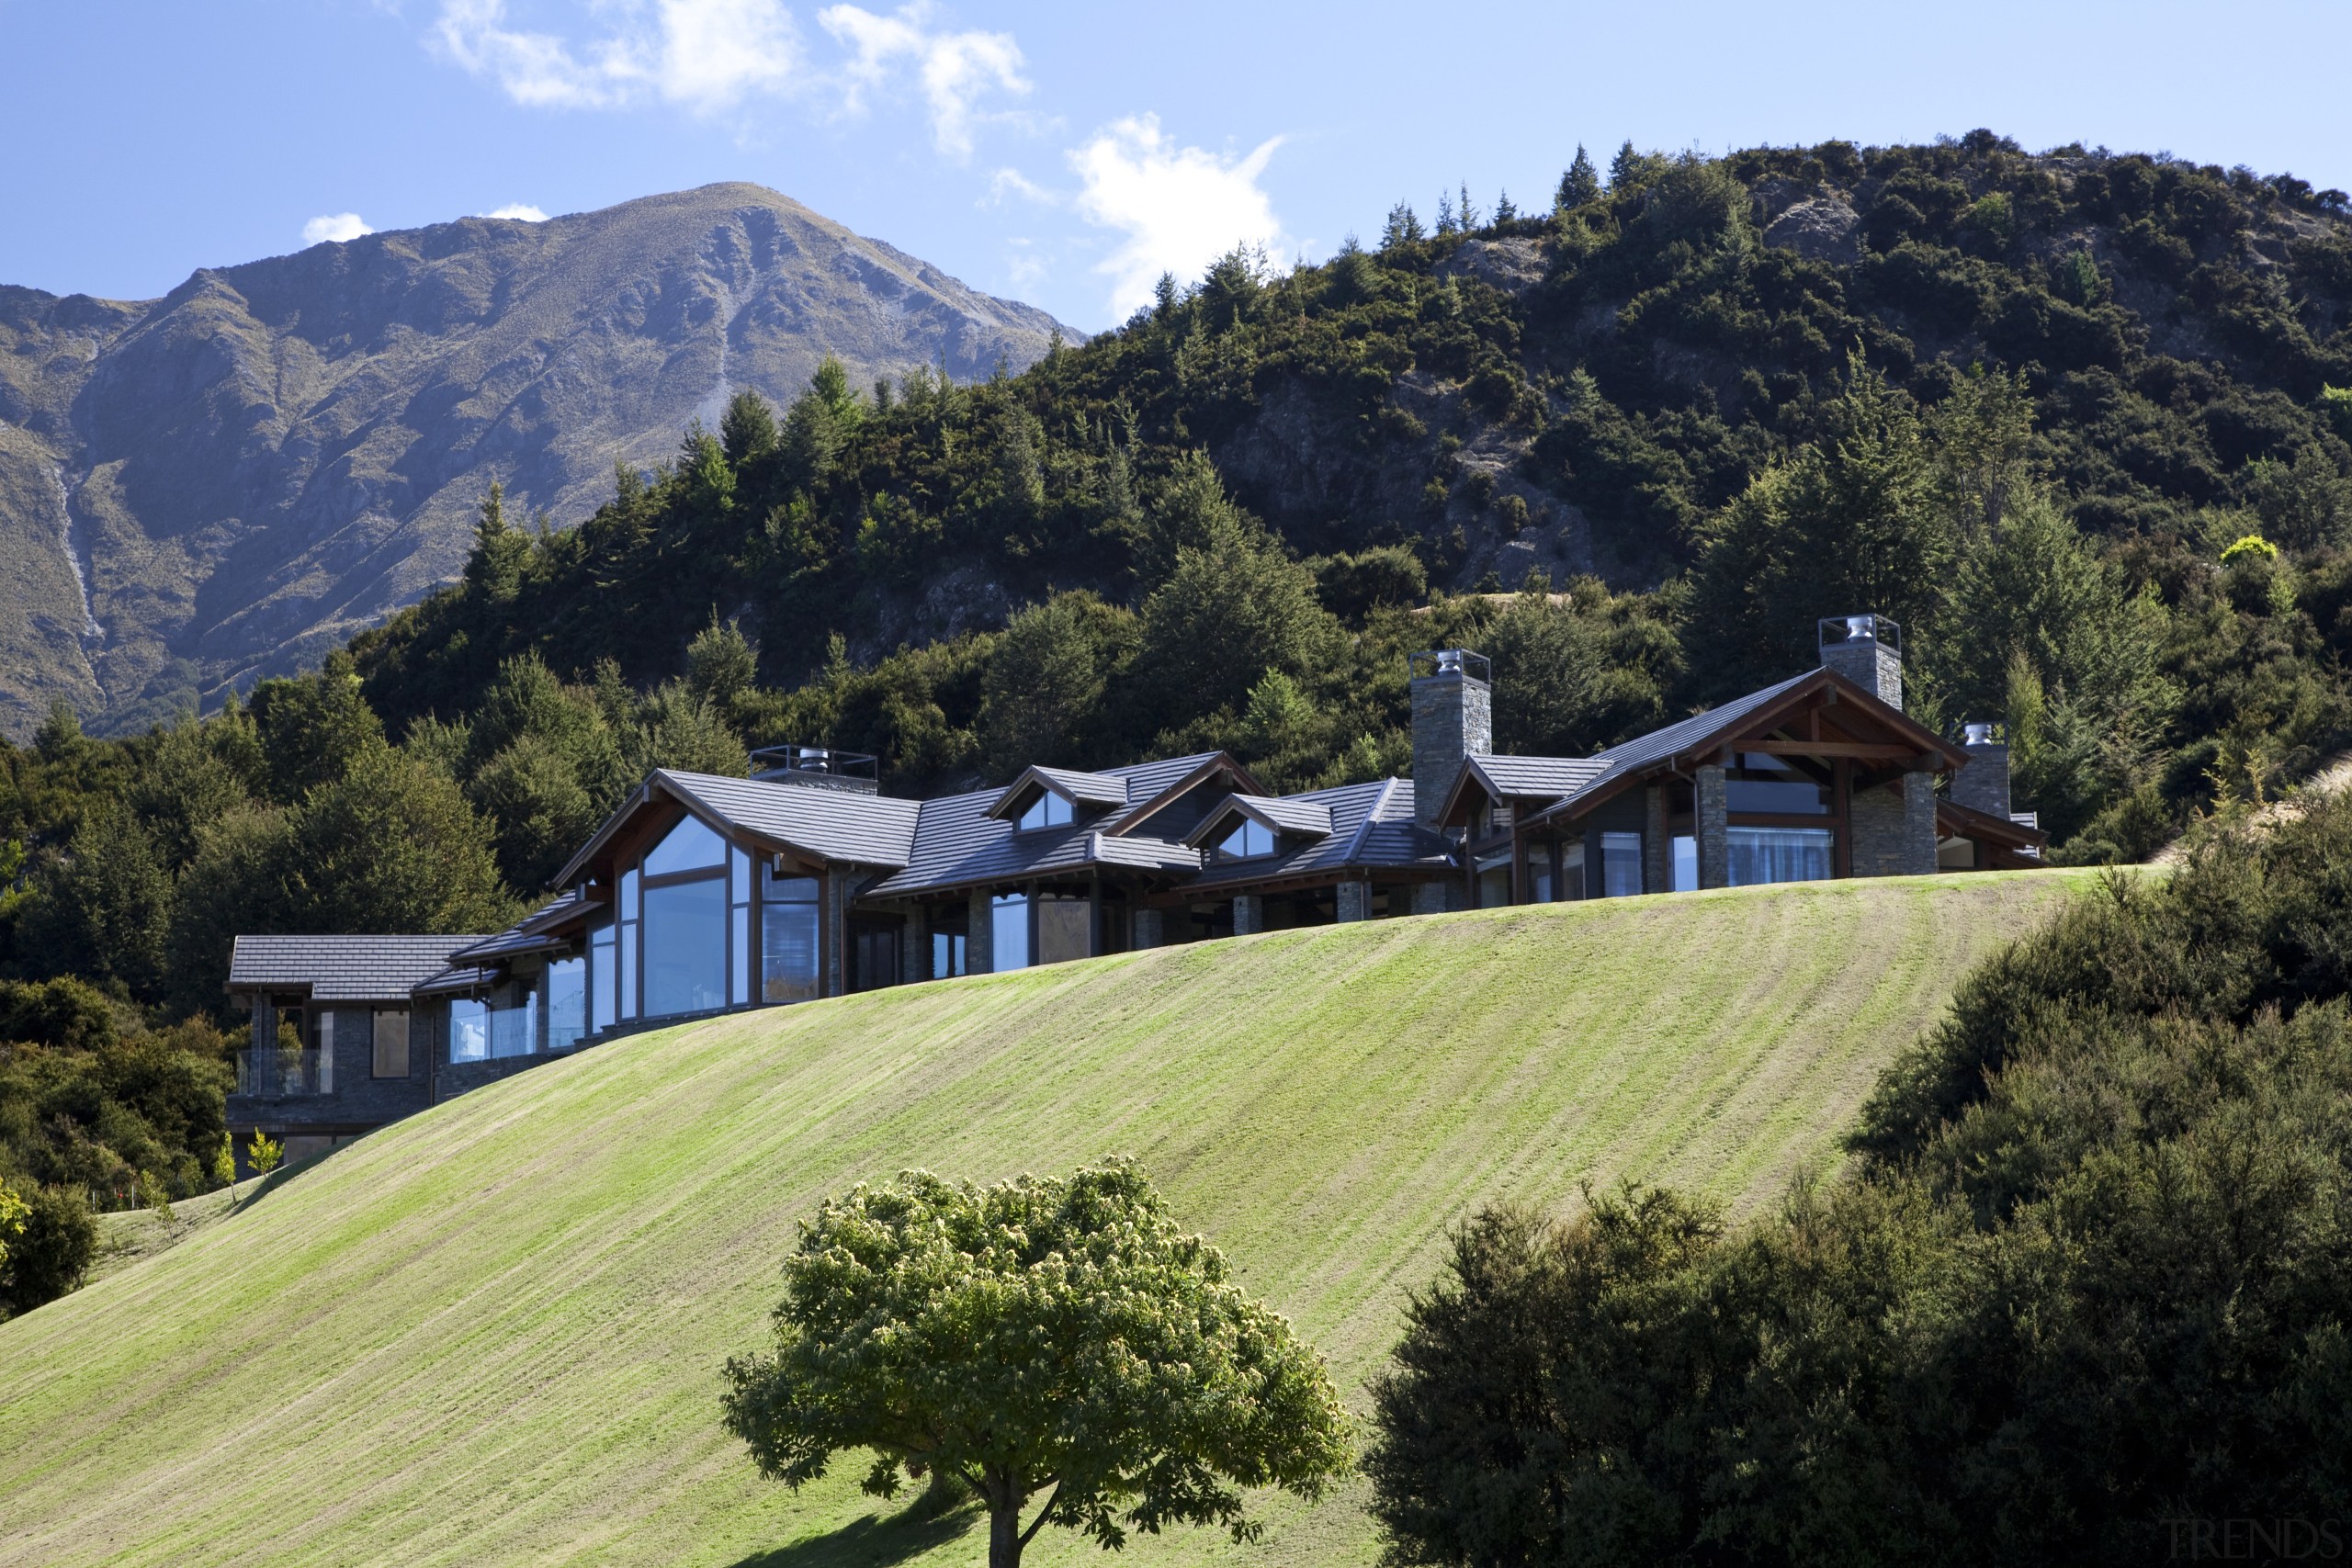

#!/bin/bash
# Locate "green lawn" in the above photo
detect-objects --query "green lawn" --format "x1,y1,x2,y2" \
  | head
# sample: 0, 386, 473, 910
0, 872, 2093, 1568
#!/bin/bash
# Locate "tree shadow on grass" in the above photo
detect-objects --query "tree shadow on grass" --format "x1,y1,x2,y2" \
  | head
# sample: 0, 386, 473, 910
727, 1492, 982, 1568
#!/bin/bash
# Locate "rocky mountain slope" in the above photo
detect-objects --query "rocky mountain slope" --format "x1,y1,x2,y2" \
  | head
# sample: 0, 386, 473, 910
0, 184, 1074, 739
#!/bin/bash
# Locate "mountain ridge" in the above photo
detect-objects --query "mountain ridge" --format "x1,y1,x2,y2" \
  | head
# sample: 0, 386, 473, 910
0, 183, 1078, 739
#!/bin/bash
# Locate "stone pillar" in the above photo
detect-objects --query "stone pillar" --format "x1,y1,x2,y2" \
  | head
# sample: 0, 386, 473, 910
966, 889, 994, 975
1642, 785, 1669, 894
1132, 908, 1166, 950
1232, 894, 1264, 935
1336, 879, 1373, 922
1849, 776, 1939, 876
900, 912, 925, 984
1695, 764, 1729, 889
1410, 656, 1494, 828
822, 874, 850, 997
1952, 736, 2011, 818
1903, 772, 1940, 874
1410, 882, 1449, 917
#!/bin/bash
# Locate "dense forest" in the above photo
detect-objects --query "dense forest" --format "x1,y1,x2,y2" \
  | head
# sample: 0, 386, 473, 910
4, 130, 2352, 1259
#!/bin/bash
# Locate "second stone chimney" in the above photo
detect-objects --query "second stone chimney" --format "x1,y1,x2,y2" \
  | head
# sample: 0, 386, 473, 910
1818, 614, 1904, 710
1951, 720, 2012, 818
1410, 649, 1492, 827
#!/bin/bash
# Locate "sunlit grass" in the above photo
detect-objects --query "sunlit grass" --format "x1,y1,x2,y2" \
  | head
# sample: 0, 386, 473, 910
0, 871, 2096, 1568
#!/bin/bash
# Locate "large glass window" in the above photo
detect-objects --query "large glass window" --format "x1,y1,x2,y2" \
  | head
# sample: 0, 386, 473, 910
449, 998, 489, 1063
590, 917, 616, 1033
644, 813, 727, 875
933, 931, 967, 978
548, 956, 586, 1049
619, 867, 640, 1021
992, 895, 1031, 970
1600, 831, 1644, 897
1725, 754, 1831, 815
644, 877, 728, 1017
1673, 835, 1698, 892
1727, 827, 1834, 886
1561, 841, 1585, 901
1017, 791, 1074, 830
729, 847, 752, 1007
1215, 818, 1276, 860
372, 1009, 410, 1077
489, 984, 537, 1057
762, 870, 820, 1004
1035, 897, 1091, 964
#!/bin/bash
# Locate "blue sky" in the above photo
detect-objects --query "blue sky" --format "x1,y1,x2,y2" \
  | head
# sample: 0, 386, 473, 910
4, 1, 2347, 333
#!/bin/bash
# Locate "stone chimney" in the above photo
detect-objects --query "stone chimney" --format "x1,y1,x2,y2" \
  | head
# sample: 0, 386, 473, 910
1410, 649, 1492, 828
1817, 614, 1904, 710
1951, 720, 2012, 818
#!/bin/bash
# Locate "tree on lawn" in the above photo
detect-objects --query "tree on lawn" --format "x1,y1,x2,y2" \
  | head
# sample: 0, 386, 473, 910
720, 1158, 1352, 1568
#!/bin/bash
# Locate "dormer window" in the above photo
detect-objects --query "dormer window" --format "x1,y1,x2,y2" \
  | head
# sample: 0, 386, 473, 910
1017, 790, 1075, 831
1215, 818, 1276, 860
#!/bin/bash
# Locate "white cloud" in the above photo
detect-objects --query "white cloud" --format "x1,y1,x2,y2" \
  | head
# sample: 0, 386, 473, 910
818, 4, 1027, 161
301, 212, 376, 245
1069, 116, 1283, 318
431, 0, 797, 114
482, 203, 551, 220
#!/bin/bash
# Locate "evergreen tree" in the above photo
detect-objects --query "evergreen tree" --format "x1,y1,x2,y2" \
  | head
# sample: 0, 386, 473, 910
283, 743, 514, 932
1607, 139, 1642, 190
719, 389, 779, 465
978, 592, 1135, 777
1381, 202, 1425, 249
1555, 144, 1600, 210
250, 651, 387, 806
462, 481, 529, 604
20, 796, 171, 993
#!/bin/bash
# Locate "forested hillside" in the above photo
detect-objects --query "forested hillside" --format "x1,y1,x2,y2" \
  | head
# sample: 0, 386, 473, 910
3, 131, 2352, 1230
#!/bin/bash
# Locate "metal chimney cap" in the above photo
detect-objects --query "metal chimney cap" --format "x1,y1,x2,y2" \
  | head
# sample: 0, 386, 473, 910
1962, 721, 2001, 746
1817, 614, 1902, 654
1409, 649, 1493, 682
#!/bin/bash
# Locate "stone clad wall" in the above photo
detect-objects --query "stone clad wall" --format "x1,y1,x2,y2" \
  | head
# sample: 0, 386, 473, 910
1849, 775, 1939, 876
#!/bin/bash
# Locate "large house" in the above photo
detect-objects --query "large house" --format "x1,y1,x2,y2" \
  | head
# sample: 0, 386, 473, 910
226, 614, 2042, 1163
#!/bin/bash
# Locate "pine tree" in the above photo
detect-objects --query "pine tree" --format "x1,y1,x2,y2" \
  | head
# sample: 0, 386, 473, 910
1381, 202, 1424, 249
1436, 190, 1456, 235
1458, 181, 1481, 231
1494, 189, 1518, 224
1608, 140, 1642, 190
1555, 144, 1600, 210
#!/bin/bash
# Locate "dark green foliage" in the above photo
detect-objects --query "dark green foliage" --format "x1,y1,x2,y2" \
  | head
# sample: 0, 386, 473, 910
0, 1183, 96, 1317
1555, 145, 1600, 213
1368, 798, 2352, 1565
0, 995, 232, 1212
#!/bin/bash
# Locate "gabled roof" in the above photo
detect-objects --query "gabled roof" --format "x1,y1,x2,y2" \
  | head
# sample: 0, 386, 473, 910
1183, 778, 1456, 891
1521, 668, 1967, 830
1100, 752, 1262, 837
987, 763, 1131, 820
1190, 793, 1336, 845
552, 769, 922, 887
1435, 753, 1612, 825
448, 890, 600, 965
227, 934, 483, 1001
864, 753, 1229, 898
1937, 798, 2050, 851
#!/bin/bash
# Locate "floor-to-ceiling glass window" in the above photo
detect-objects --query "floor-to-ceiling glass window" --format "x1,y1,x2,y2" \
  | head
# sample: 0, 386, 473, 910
547, 955, 587, 1049
762, 869, 820, 1003
619, 867, 640, 1021
1726, 827, 1834, 886
1672, 835, 1698, 892
1034, 895, 1090, 964
991, 894, 1031, 969
590, 915, 616, 1033
449, 997, 490, 1063
635, 814, 729, 1019
729, 846, 752, 1007
1600, 831, 1644, 897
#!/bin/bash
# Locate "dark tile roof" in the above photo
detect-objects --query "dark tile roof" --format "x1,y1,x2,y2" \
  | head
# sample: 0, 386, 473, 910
865, 753, 1225, 897
1517, 671, 1818, 829
227, 935, 484, 1001
658, 769, 920, 866
1464, 754, 1611, 800
1007, 764, 1130, 811
1184, 778, 1455, 890
1193, 793, 1335, 842
448, 891, 598, 964
413, 964, 497, 996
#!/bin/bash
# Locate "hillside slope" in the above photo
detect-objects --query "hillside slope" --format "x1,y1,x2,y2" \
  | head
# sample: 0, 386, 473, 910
0, 873, 2090, 1567
0, 184, 1076, 739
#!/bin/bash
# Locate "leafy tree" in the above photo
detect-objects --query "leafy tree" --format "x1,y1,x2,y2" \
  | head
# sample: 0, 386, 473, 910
1687, 361, 1952, 698
283, 744, 515, 932
0, 1176, 23, 1271
720, 1160, 1351, 1568
1555, 144, 1600, 211
162, 806, 294, 1017
245, 1128, 282, 1179
0, 1184, 95, 1316
1132, 524, 1343, 735
18, 796, 172, 993
686, 615, 763, 716
628, 682, 752, 779
251, 651, 387, 805
978, 592, 1134, 776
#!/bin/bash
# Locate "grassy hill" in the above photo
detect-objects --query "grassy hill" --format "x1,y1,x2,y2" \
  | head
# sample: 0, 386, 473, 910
0, 873, 2093, 1568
